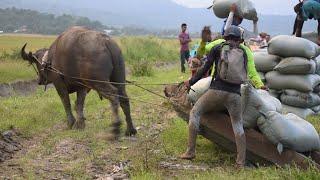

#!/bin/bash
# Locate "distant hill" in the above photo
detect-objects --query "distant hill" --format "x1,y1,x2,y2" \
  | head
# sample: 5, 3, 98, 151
0, 0, 317, 35
0, 8, 109, 34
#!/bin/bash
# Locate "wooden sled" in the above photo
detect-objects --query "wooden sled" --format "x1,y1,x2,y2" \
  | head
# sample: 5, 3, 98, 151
170, 102, 320, 169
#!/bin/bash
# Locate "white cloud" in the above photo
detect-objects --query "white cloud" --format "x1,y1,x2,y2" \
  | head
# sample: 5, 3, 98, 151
172, 0, 297, 15
172, 0, 211, 8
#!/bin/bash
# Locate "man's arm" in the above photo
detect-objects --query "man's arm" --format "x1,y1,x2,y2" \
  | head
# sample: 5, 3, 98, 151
253, 20, 259, 36
241, 45, 264, 88
189, 47, 217, 86
224, 11, 235, 32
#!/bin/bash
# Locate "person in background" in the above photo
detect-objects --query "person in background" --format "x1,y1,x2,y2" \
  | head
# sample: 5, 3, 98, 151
250, 32, 270, 49
187, 26, 213, 78
179, 23, 192, 73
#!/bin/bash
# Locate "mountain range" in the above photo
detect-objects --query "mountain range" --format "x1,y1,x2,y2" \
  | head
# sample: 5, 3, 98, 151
0, 0, 317, 35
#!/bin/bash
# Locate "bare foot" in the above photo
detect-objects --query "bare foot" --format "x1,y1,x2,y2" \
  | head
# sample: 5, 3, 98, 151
179, 152, 195, 160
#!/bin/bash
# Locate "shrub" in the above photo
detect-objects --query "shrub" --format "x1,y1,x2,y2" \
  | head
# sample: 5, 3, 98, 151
0, 47, 22, 60
131, 59, 154, 77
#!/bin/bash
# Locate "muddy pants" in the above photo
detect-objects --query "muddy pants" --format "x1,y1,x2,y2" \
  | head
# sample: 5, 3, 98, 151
187, 89, 246, 166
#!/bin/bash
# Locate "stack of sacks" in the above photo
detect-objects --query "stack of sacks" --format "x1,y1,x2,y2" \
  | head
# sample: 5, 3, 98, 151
187, 80, 320, 153
254, 35, 320, 118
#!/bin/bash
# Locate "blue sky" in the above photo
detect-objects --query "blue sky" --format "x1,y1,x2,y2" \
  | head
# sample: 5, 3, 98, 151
172, 0, 297, 15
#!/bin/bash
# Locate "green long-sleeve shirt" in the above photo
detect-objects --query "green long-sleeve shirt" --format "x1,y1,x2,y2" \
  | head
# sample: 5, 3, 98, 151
202, 39, 264, 89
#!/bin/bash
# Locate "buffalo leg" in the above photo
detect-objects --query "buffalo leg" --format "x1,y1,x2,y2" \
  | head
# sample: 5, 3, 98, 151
73, 88, 88, 129
118, 87, 137, 136
55, 83, 75, 129
94, 84, 122, 139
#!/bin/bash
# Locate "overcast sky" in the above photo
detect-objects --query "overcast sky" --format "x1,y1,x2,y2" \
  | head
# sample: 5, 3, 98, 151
172, 0, 297, 15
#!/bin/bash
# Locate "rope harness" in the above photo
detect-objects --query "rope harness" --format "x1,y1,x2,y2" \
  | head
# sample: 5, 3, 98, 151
29, 55, 185, 110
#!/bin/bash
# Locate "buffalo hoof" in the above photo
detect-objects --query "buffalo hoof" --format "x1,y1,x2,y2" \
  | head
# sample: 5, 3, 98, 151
67, 120, 76, 129
73, 120, 86, 130
125, 128, 137, 136
179, 152, 195, 160
106, 132, 120, 141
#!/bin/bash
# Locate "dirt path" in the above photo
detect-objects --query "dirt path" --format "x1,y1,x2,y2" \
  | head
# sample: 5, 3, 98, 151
0, 103, 181, 179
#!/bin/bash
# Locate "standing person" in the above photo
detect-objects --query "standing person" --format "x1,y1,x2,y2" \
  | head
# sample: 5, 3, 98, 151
180, 26, 265, 168
179, 23, 192, 73
293, 0, 320, 45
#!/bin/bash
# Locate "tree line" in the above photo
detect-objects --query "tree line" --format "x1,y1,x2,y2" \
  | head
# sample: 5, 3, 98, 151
0, 7, 111, 34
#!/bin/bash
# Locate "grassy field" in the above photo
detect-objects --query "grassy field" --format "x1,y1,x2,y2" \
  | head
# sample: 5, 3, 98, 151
1, 35, 320, 179
0, 34, 181, 83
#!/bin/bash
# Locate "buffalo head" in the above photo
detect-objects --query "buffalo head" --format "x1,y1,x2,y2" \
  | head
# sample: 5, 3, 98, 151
21, 43, 51, 85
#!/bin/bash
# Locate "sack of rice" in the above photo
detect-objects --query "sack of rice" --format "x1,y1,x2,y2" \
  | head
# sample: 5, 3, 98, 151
257, 111, 320, 153
282, 104, 315, 119
274, 57, 316, 74
211, 0, 258, 21
315, 56, 320, 75
241, 84, 282, 128
314, 84, 320, 93
268, 35, 320, 59
311, 105, 320, 113
265, 71, 320, 92
280, 90, 320, 108
302, 31, 318, 44
254, 52, 281, 72
187, 77, 212, 104
269, 89, 281, 99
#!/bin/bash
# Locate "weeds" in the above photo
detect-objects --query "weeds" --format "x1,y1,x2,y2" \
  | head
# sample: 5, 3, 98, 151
131, 59, 154, 77
0, 47, 22, 60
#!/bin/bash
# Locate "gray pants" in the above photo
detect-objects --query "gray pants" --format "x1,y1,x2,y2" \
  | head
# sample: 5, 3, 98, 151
180, 50, 190, 73
187, 89, 246, 166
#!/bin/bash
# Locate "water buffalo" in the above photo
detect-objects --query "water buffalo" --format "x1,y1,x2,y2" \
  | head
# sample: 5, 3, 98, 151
21, 26, 137, 139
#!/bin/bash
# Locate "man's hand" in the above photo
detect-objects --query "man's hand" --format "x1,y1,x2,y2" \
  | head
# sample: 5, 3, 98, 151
230, 3, 237, 12
260, 85, 269, 91
184, 80, 190, 88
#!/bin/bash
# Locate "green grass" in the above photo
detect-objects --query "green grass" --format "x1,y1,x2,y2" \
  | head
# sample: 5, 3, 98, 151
0, 60, 36, 83
0, 34, 184, 83
1, 66, 320, 179
1, 35, 320, 179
